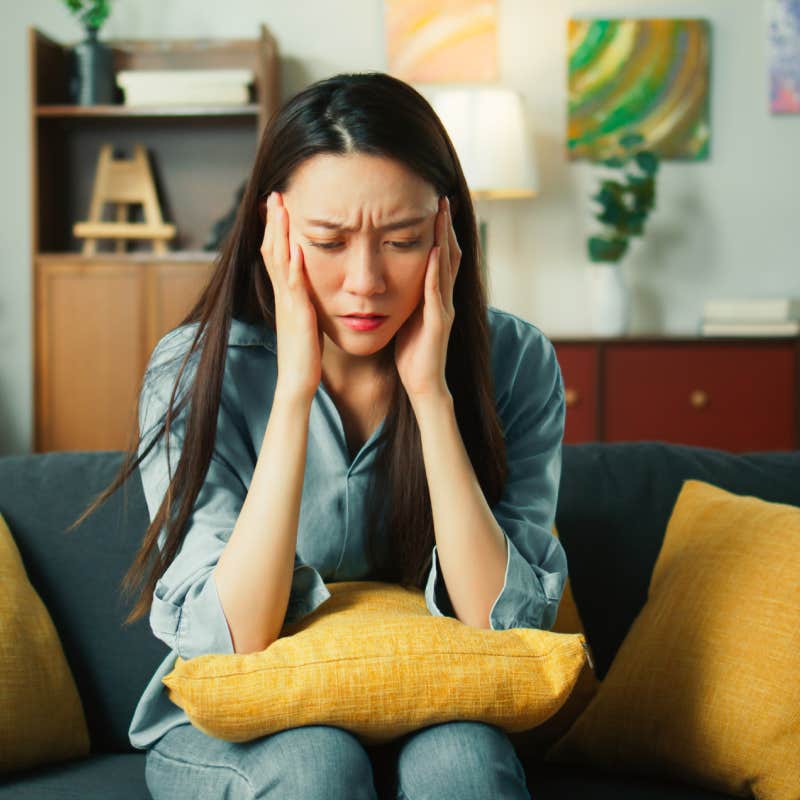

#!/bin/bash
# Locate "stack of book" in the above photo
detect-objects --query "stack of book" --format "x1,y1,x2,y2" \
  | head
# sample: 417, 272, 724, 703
116, 69, 254, 107
700, 298, 800, 336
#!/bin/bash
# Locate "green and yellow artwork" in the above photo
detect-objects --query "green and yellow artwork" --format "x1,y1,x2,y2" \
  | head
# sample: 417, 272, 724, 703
568, 18, 710, 161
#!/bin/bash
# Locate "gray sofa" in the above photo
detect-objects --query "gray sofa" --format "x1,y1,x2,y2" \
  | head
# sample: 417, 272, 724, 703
1, 441, 797, 799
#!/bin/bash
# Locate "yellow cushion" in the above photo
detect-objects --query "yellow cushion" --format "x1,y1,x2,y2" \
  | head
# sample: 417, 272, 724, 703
0, 513, 90, 775
162, 579, 590, 746
508, 524, 600, 758
545, 479, 800, 800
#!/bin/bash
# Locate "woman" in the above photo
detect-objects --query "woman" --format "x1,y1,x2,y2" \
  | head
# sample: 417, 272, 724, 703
73, 71, 567, 799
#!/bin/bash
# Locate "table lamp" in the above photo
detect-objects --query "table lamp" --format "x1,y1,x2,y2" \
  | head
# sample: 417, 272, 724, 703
426, 86, 539, 283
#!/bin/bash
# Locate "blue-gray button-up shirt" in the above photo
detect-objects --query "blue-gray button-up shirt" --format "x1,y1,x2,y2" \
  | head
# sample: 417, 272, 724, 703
128, 305, 568, 750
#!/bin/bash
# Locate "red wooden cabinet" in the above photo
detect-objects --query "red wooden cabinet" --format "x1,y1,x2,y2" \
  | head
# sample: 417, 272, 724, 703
552, 336, 799, 452
551, 343, 599, 443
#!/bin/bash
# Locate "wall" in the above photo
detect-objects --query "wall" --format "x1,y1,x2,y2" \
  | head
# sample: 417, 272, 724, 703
1, 0, 797, 454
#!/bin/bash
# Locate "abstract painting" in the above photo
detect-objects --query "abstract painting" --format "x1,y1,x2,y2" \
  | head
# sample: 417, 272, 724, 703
568, 18, 711, 161
384, 0, 498, 83
768, 0, 800, 113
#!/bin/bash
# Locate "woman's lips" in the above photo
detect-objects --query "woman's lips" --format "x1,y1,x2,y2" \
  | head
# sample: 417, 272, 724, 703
340, 315, 387, 331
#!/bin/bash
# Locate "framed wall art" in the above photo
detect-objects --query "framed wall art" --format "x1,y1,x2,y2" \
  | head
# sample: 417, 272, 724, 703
567, 18, 711, 161
384, 0, 498, 82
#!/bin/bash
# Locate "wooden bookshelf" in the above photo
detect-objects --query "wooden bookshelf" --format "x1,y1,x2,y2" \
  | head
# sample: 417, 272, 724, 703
28, 24, 280, 451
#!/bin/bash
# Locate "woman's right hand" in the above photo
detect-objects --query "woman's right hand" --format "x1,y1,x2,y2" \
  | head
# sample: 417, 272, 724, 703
260, 191, 323, 402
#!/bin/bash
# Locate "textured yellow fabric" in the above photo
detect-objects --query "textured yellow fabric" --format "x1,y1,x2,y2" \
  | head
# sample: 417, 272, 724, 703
545, 479, 800, 800
163, 579, 590, 746
508, 524, 600, 759
0, 513, 90, 775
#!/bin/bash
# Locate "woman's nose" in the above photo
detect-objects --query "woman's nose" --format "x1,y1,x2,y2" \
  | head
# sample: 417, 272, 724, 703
342, 242, 387, 294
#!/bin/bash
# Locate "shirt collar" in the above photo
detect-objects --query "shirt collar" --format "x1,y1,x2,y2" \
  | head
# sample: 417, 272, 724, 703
227, 317, 277, 353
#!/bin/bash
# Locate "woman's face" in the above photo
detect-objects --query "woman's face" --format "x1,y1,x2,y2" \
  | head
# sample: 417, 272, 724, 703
279, 152, 440, 375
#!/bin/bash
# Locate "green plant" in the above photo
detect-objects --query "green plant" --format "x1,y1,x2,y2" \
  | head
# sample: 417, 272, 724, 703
62, 0, 112, 31
587, 131, 660, 263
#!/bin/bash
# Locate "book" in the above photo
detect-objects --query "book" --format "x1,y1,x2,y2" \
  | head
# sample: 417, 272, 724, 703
121, 85, 249, 106
117, 69, 254, 107
700, 320, 800, 337
703, 297, 800, 322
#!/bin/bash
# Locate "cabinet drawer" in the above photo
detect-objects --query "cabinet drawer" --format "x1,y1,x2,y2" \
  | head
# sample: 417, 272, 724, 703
604, 344, 797, 451
553, 343, 598, 443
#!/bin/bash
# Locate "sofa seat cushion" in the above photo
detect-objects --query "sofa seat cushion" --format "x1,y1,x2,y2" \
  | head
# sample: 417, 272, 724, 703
0, 753, 148, 799
526, 760, 738, 800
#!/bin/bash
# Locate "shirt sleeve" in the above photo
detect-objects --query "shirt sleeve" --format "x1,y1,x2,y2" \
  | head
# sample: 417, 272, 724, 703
138, 329, 330, 661
423, 327, 567, 631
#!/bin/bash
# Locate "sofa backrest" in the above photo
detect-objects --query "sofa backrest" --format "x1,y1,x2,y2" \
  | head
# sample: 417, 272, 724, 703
2, 443, 799, 751
0, 451, 169, 753
556, 441, 800, 680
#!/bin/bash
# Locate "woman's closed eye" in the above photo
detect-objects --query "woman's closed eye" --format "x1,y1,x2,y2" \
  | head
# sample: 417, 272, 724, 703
308, 239, 422, 251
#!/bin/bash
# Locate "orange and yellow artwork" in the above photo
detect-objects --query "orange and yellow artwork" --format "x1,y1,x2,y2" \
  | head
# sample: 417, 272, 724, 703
568, 18, 711, 161
384, 0, 498, 83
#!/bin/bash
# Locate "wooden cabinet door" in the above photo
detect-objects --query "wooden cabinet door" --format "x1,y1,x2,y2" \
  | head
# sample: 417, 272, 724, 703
36, 259, 217, 452
36, 261, 146, 451
553, 343, 599, 443
147, 262, 215, 357
603, 343, 797, 452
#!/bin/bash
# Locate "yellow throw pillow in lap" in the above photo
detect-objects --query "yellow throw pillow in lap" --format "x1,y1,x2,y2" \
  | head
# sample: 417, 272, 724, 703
0, 513, 90, 775
545, 479, 800, 800
162, 579, 590, 746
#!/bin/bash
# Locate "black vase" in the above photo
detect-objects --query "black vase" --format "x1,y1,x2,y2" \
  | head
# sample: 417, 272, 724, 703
69, 26, 115, 105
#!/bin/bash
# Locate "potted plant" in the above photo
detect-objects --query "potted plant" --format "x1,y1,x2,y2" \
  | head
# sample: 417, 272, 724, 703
585, 131, 660, 335
62, 0, 115, 105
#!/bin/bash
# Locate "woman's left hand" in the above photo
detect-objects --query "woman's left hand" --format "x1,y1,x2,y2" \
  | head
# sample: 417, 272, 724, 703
394, 195, 462, 402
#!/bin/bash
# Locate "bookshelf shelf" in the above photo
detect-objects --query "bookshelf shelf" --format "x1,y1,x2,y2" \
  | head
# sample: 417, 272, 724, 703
36, 103, 261, 118
37, 251, 218, 263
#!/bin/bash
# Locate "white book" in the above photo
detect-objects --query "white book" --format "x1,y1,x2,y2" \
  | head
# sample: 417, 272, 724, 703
121, 85, 249, 107
703, 297, 800, 322
700, 320, 800, 337
117, 69, 254, 87
117, 69, 253, 106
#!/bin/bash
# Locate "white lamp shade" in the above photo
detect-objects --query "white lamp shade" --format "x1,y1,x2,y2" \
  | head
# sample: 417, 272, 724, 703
426, 87, 539, 198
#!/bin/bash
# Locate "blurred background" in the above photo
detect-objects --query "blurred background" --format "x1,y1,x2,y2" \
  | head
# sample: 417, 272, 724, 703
1, 0, 797, 456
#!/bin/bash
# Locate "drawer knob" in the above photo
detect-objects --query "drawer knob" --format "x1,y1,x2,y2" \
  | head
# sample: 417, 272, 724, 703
690, 389, 709, 409
565, 388, 580, 408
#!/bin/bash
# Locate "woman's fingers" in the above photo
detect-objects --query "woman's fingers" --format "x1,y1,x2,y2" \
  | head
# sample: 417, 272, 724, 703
288, 239, 301, 290
272, 192, 290, 278
446, 197, 461, 284
260, 192, 275, 284
437, 197, 449, 300
259, 191, 321, 400
260, 191, 294, 295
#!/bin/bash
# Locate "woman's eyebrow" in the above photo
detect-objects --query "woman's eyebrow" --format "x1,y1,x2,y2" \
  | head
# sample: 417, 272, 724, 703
304, 215, 429, 232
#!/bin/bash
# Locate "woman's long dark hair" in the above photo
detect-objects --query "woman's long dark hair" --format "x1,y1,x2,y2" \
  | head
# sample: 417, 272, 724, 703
68, 71, 509, 626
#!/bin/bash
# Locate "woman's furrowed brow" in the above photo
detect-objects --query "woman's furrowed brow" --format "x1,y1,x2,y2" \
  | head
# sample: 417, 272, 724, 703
304, 214, 430, 232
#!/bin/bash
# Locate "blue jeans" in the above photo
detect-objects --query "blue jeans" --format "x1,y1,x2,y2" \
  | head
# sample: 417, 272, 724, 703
145, 720, 532, 799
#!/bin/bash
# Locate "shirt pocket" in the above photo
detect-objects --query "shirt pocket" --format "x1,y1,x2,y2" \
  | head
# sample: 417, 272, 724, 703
149, 580, 183, 647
